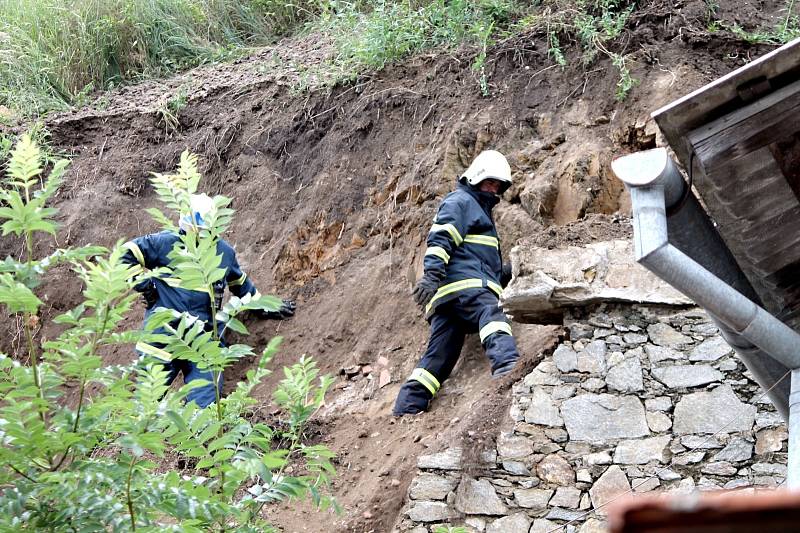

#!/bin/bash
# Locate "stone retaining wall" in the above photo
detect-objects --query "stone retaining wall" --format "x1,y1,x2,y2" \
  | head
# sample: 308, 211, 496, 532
397, 304, 788, 533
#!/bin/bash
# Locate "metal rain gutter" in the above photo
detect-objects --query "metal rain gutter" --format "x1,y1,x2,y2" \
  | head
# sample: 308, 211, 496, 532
612, 148, 800, 489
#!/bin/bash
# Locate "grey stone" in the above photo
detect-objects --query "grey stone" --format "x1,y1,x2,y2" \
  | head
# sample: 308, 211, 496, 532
577, 469, 592, 483
717, 359, 738, 371
681, 435, 722, 450
546, 507, 584, 521
465, 517, 486, 531
562, 394, 649, 441
647, 323, 693, 348
536, 454, 575, 485
407, 501, 454, 522
623, 332, 648, 345
486, 513, 531, 533
645, 397, 672, 412
550, 487, 581, 508
514, 488, 553, 510
524, 361, 562, 386
530, 519, 559, 533
579, 493, 592, 510
755, 411, 783, 430
752, 463, 787, 476
589, 465, 631, 516
502, 461, 531, 476
753, 476, 780, 487
409, 474, 457, 500
692, 322, 718, 336
577, 340, 607, 374
497, 432, 534, 460
755, 427, 788, 455
712, 437, 753, 462
673, 385, 756, 434
552, 385, 577, 400
646, 411, 672, 432
702, 462, 737, 476
553, 345, 579, 372
580, 519, 607, 533
606, 356, 644, 393
409, 527, 428, 533
632, 477, 660, 492
586, 451, 612, 465
651, 365, 723, 389
673, 477, 696, 494
418, 448, 462, 470
657, 469, 681, 481
673, 451, 705, 465
613, 436, 671, 464
689, 337, 732, 362
525, 389, 565, 427
594, 328, 615, 339
581, 377, 606, 391
724, 479, 751, 490
570, 323, 595, 340
455, 477, 508, 515
697, 477, 722, 490
645, 344, 683, 363
589, 314, 613, 328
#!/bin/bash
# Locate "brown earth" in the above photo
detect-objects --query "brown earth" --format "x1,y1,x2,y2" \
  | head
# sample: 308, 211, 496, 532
0, 1, 786, 531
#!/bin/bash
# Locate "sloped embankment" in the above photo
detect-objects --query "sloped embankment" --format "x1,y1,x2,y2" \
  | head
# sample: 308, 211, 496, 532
0, 5, 779, 530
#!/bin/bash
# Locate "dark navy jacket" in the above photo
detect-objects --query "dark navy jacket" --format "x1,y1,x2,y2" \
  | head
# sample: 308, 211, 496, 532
121, 231, 257, 360
423, 183, 504, 318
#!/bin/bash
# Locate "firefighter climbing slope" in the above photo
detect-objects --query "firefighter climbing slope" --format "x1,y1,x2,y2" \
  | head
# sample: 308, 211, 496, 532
394, 150, 520, 416
122, 193, 296, 408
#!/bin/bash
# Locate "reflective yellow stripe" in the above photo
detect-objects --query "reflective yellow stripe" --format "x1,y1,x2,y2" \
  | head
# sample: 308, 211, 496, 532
123, 241, 145, 266
229, 273, 247, 287
424, 246, 450, 264
425, 278, 483, 312
487, 281, 503, 296
479, 321, 513, 343
429, 224, 463, 245
464, 234, 499, 248
136, 341, 173, 361
410, 368, 441, 396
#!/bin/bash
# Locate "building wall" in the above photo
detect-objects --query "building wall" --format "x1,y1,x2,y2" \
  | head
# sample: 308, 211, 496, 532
399, 304, 788, 533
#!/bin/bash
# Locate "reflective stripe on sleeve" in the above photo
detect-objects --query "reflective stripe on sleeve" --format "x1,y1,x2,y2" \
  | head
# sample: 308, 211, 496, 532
123, 241, 146, 266
487, 281, 503, 296
479, 321, 513, 343
424, 246, 450, 264
229, 273, 247, 287
464, 234, 499, 248
135, 341, 173, 361
429, 224, 463, 246
409, 368, 441, 396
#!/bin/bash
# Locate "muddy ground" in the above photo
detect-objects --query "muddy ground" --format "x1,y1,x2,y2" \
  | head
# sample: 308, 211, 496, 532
0, 1, 785, 530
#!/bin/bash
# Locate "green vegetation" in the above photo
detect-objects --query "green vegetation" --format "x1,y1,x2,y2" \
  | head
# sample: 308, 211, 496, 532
728, 0, 800, 44
0, 133, 337, 530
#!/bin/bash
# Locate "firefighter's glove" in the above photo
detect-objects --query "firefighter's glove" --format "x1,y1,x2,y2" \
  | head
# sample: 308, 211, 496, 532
412, 274, 439, 308
257, 299, 296, 320
139, 281, 158, 309
501, 262, 513, 289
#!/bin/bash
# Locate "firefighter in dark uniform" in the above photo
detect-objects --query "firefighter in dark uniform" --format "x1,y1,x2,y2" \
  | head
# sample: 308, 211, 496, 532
394, 150, 519, 416
122, 193, 295, 408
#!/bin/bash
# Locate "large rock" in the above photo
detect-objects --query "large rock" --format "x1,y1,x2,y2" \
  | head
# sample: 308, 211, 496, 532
514, 488, 553, 510
530, 519, 560, 533
689, 337, 732, 361
651, 365, 723, 389
562, 394, 649, 441
536, 454, 575, 485
613, 436, 671, 464
756, 428, 788, 455
606, 353, 644, 392
486, 512, 532, 533
550, 486, 582, 508
409, 474, 457, 500
455, 477, 508, 515
577, 340, 608, 374
589, 465, 631, 516
407, 501, 454, 522
553, 345, 578, 372
525, 388, 564, 427
497, 432, 535, 459
502, 241, 692, 322
712, 437, 753, 462
645, 344, 683, 363
417, 448, 462, 470
647, 323, 692, 349
673, 385, 756, 434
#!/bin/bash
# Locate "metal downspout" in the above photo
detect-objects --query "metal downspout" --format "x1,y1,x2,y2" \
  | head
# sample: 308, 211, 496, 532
613, 148, 797, 422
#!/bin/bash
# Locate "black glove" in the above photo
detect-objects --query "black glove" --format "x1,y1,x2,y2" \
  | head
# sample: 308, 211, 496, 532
139, 281, 158, 309
257, 299, 296, 320
412, 273, 439, 308
501, 262, 512, 289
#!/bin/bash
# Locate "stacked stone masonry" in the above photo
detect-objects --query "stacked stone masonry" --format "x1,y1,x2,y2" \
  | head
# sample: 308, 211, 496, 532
398, 304, 788, 532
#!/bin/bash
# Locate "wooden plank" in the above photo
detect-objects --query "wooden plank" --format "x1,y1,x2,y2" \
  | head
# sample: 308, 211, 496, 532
687, 79, 800, 169
652, 37, 800, 171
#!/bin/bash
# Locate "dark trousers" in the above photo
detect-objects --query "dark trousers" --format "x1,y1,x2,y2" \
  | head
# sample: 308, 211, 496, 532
393, 289, 519, 415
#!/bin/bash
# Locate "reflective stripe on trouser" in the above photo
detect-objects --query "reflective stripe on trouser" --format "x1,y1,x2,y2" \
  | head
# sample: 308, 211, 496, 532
393, 288, 519, 415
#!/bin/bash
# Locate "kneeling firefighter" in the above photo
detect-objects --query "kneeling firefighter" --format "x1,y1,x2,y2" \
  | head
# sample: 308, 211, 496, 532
393, 150, 520, 416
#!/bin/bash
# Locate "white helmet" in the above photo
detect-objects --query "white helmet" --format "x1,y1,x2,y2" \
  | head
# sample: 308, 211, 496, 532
460, 150, 512, 193
179, 193, 214, 232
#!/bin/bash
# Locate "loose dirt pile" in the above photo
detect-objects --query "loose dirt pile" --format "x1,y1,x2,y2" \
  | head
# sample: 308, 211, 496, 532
0, 1, 781, 530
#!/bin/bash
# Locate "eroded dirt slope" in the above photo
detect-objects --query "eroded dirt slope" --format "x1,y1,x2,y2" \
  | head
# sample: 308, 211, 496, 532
0, 1, 784, 530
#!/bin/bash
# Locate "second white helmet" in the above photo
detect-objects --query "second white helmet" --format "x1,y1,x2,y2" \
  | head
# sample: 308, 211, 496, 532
179, 193, 215, 232
460, 150, 512, 193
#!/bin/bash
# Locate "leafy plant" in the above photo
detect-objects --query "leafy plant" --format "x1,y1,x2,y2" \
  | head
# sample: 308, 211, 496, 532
0, 134, 337, 530
433, 526, 469, 533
